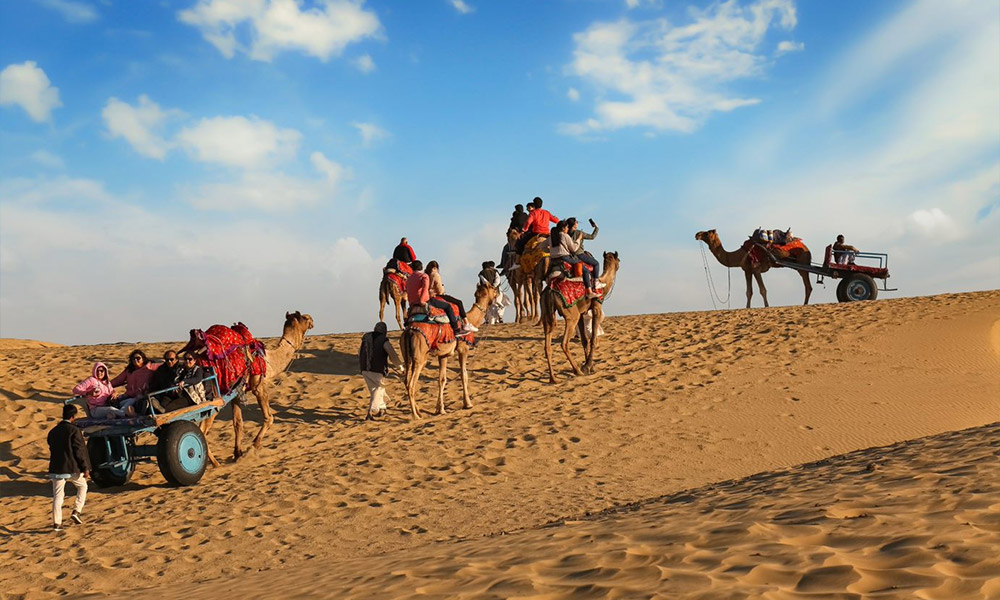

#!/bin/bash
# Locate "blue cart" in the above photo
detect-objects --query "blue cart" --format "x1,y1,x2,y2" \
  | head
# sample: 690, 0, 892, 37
66, 372, 242, 487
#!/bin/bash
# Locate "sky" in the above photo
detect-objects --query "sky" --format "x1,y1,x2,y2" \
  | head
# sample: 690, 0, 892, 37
1, 0, 997, 345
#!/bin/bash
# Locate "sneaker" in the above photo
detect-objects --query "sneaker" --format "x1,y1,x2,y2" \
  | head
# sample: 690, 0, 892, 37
586, 291, 599, 299
53, 524, 63, 532
464, 323, 479, 333
70, 511, 82, 525
595, 281, 606, 289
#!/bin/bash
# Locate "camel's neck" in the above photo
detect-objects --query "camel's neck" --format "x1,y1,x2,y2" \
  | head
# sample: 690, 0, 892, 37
467, 298, 488, 328
704, 237, 745, 268
267, 327, 306, 374
599, 262, 619, 288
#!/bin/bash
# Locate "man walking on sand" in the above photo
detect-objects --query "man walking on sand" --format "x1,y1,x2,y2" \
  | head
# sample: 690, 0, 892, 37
47, 404, 90, 531
359, 322, 402, 420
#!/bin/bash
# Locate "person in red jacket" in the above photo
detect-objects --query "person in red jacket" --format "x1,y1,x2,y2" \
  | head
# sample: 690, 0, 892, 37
392, 237, 417, 266
515, 197, 558, 254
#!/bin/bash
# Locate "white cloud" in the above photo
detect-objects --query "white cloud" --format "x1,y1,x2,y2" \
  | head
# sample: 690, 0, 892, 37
178, 0, 381, 62
907, 208, 961, 241
102, 95, 177, 159
450, 0, 473, 14
567, 87, 580, 102
625, 0, 661, 8
561, 0, 797, 135
0, 61, 62, 122
351, 121, 389, 146
176, 116, 302, 168
29, 150, 65, 170
353, 53, 376, 73
776, 40, 804, 54
37, 0, 98, 23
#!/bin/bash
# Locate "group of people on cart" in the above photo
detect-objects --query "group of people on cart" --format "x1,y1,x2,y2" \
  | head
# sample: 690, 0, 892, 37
72, 348, 207, 419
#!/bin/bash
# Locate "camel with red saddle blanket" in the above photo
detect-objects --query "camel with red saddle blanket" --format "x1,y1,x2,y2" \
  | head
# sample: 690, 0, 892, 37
541, 251, 621, 384
399, 283, 498, 419
181, 311, 313, 463
695, 229, 813, 308
379, 261, 413, 329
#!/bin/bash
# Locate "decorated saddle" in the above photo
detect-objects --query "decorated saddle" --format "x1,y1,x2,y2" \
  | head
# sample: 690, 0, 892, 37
742, 236, 809, 268
385, 260, 414, 295
407, 303, 450, 325
548, 276, 604, 308
181, 323, 266, 394
519, 236, 548, 275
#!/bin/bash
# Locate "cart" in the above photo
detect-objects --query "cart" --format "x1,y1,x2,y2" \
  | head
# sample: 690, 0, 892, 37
66, 371, 242, 487
759, 243, 897, 302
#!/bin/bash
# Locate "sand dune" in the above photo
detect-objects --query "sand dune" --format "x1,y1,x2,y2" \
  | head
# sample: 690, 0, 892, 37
1, 291, 997, 599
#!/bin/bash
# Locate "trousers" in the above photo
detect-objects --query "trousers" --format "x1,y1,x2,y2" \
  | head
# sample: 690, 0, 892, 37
51, 473, 87, 526
362, 371, 390, 414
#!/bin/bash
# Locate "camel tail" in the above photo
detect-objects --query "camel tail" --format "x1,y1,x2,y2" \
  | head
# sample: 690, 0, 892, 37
378, 277, 389, 304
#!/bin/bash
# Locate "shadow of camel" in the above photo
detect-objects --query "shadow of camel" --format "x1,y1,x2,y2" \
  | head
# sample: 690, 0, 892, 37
287, 347, 358, 377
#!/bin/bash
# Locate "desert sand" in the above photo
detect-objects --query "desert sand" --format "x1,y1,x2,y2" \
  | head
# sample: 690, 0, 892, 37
1, 291, 998, 599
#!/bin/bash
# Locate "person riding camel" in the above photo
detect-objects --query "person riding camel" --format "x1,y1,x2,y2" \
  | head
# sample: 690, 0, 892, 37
426, 261, 478, 334
550, 220, 598, 298
515, 197, 559, 255
509, 204, 528, 233
405, 260, 473, 337
567, 217, 603, 288
392, 237, 417, 268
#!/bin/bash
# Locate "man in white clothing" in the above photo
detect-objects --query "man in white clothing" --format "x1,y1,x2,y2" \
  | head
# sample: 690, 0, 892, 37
359, 322, 402, 420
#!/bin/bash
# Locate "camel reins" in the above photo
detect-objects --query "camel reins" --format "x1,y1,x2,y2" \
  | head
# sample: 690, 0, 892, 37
699, 242, 731, 309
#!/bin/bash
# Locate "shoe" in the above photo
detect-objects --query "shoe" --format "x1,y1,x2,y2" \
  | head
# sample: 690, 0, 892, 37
71, 511, 82, 525
595, 281, 606, 289
464, 323, 479, 333
586, 291, 599, 299
150, 398, 166, 413
53, 524, 63, 532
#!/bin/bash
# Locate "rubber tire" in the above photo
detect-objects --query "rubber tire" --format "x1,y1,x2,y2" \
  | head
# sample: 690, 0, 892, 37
843, 273, 878, 302
157, 421, 208, 487
87, 436, 134, 488
835, 278, 849, 302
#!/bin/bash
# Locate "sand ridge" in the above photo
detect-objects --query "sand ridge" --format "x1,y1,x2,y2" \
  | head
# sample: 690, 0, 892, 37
1, 291, 998, 599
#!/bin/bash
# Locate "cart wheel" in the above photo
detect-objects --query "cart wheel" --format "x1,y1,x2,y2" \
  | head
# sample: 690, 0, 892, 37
843, 274, 878, 301
87, 436, 135, 488
157, 421, 208, 486
835, 278, 849, 302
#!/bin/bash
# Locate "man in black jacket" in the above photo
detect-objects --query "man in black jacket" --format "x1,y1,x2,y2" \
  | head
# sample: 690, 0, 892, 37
47, 404, 90, 531
359, 322, 402, 420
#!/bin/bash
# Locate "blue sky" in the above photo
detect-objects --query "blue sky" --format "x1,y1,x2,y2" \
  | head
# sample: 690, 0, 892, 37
1, 0, 997, 344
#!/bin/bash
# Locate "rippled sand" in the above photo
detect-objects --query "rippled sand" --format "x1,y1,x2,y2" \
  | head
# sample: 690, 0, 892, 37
1, 291, 997, 599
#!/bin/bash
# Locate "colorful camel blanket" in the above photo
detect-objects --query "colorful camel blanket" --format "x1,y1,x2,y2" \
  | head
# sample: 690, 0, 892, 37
549, 277, 604, 308
407, 322, 456, 351
183, 323, 266, 394
386, 261, 413, 294
520, 237, 548, 275
742, 238, 809, 267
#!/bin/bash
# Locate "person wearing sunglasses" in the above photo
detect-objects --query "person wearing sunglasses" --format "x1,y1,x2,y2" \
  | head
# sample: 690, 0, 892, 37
72, 362, 126, 419
110, 349, 161, 416
160, 354, 207, 411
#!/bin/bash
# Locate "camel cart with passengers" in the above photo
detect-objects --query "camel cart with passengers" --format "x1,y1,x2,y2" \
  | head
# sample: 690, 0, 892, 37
65, 370, 242, 488
757, 241, 896, 301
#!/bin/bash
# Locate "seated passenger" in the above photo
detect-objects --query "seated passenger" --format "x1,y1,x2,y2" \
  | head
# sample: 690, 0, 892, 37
426, 261, 478, 334
143, 350, 184, 413
110, 350, 161, 416
550, 221, 597, 298
833, 234, 859, 264
567, 217, 603, 287
72, 362, 126, 419
164, 353, 206, 411
405, 260, 467, 337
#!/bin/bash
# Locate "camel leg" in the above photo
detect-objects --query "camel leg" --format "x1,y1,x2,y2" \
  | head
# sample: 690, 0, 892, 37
800, 270, 813, 305
458, 346, 472, 409
744, 269, 754, 308
436, 356, 448, 415
250, 384, 272, 451
407, 360, 425, 419
584, 304, 604, 373
379, 298, 386, 323
562, 312, 584, 377
199, 413, 221, 468
544, 327, 557, 384
231, 396, 246, 460
754, 271, 769, 307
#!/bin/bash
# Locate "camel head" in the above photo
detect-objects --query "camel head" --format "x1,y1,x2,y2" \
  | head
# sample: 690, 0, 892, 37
694, 229, 719, 245
602, 250, 620, 274
474, 281, 500, 308
283, 311, 315, 337
506, 227, 520, 245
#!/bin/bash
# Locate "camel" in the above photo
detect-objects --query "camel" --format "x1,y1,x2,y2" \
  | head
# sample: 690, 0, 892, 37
695, 229, 812, 308
200, 311, 314, 464
504, 230, 549, 324
540, 251, 620, 384
378, 270, 408, 330
399, 283, 499, 419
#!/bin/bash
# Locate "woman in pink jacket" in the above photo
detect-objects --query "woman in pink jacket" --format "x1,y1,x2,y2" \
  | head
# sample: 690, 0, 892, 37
72, 362, 126, 419
110, 350, 160, 415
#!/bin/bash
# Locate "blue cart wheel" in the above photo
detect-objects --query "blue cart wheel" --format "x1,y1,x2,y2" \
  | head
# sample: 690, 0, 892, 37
87, 436, 135, 488
844, 274, 878, 302
157, 421, 207, 486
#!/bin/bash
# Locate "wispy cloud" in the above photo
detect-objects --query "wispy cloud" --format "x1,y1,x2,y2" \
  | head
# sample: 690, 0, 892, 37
353, 53, 376, 73
351, 121, 389, 146
36, 0, 98, 24
178, 0, 381, 62
29, 150, 65, 170
560, 0, 797, 136
0, 61, 62, 122
450, 0, 474, 14
177, 116, 302, 169
102, 95, 177, 159
776, 40, 804, 54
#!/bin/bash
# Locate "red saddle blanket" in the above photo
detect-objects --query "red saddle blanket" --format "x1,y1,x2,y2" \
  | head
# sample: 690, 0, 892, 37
183, 324, 266, 394
387, 262, 413, 294
742, 238, 809, 267
549, 277, 604, 308
407, 321, 456, 351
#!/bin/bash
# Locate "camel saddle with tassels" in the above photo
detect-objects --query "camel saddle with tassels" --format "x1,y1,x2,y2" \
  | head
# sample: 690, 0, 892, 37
519, 236, 548, 275
385, 260, 413, 294
181, 324, 266, 394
